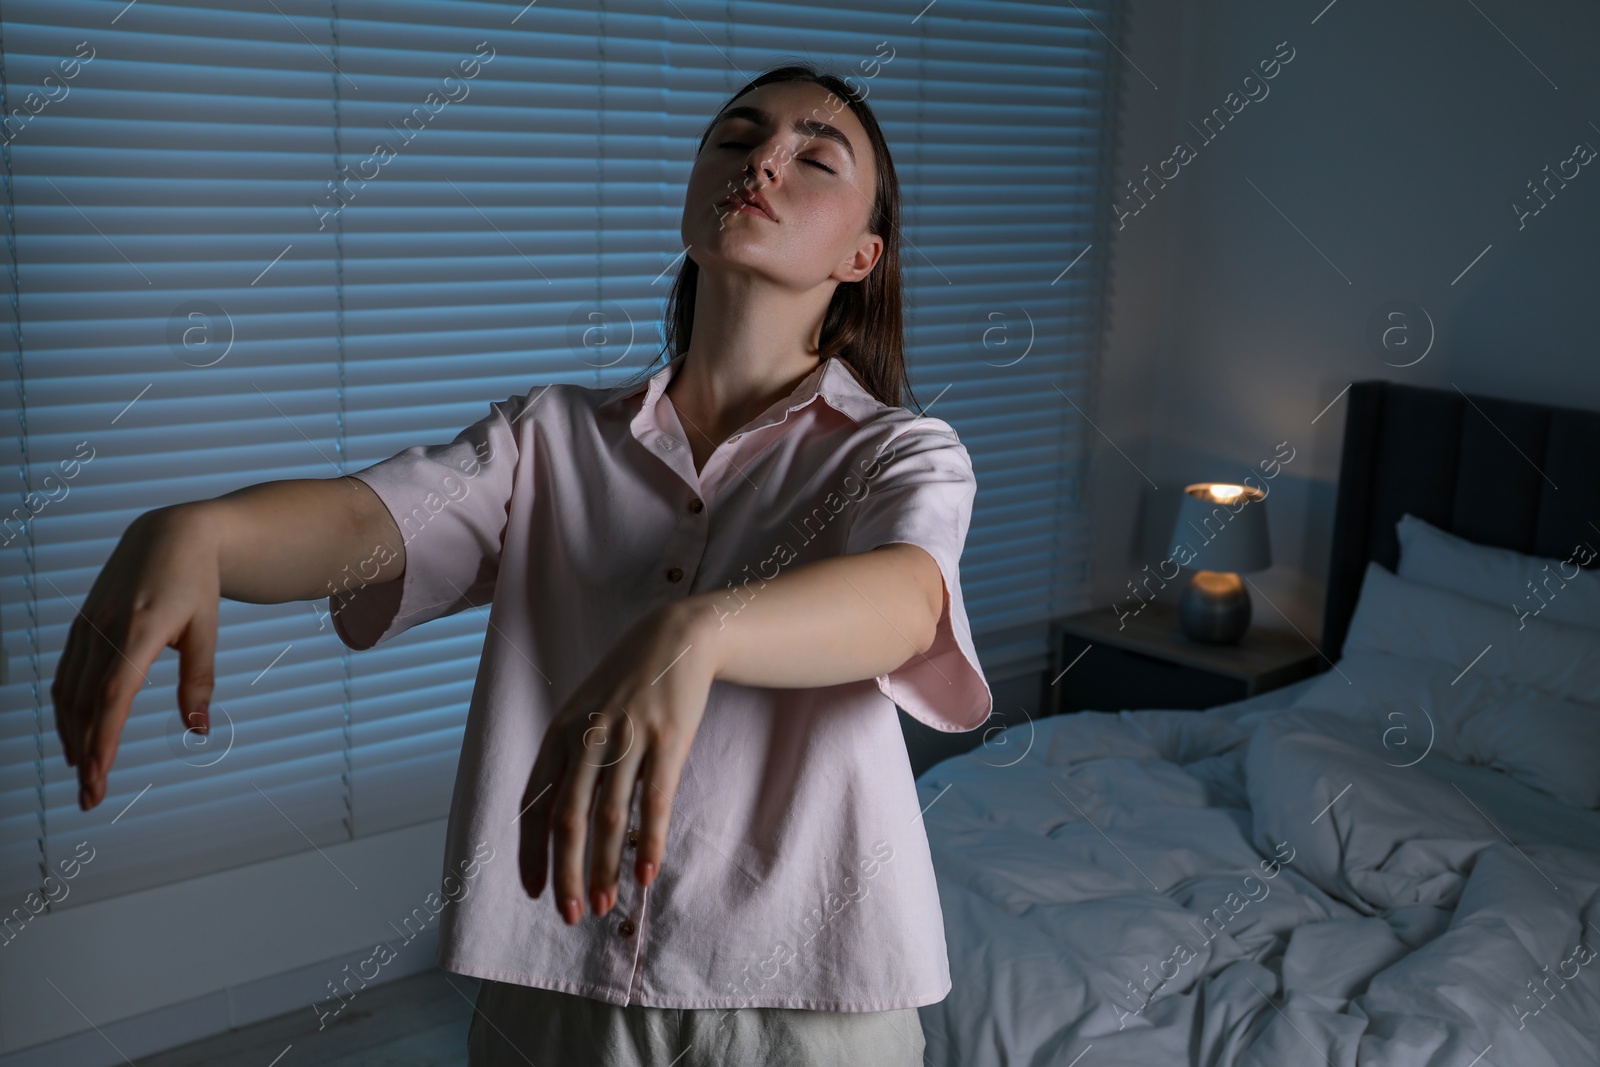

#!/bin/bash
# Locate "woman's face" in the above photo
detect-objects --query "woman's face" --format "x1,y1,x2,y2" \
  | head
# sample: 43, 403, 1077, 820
681, 80, 883, 290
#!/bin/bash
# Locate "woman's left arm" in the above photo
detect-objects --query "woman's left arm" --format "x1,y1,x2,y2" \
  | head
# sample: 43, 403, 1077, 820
518, 542, 945, 924
696, 540, 945, 686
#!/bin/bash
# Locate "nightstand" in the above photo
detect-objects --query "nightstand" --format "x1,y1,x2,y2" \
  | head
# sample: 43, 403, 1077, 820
1042, 600, 1324, 716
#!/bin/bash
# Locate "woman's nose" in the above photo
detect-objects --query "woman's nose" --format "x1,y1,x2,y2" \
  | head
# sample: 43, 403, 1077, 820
743, 142, 783, 183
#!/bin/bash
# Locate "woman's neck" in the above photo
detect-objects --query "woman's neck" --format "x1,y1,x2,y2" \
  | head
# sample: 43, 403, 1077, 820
664, 266, 833, 451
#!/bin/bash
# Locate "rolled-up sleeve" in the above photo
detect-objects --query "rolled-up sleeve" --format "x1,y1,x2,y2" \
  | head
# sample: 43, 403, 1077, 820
844, 423, 992, 733
329, 394, 528, 651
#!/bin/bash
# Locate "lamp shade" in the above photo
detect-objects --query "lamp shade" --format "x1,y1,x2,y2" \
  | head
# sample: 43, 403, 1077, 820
1169, 482, 1272, 573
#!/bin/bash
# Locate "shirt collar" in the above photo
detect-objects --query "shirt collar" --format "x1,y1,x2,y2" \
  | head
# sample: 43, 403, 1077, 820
597, 354, 883, 428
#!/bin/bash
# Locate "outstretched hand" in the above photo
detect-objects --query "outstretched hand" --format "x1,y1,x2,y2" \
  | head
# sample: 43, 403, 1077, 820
53, 506, 220, 812
518, 601, 717, 924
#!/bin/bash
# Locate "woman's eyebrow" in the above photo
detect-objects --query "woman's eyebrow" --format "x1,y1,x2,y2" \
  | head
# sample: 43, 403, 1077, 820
711, 105, 856, 163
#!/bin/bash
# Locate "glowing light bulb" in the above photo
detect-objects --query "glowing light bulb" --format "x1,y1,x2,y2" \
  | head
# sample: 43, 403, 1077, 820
1207, 484, 1246, 503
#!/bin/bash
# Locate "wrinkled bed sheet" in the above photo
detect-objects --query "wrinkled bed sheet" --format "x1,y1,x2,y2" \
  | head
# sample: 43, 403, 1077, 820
916, 683, 1600, 1067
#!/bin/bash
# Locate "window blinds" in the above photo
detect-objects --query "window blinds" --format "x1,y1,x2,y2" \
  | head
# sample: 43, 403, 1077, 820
0, 0, 1125, 909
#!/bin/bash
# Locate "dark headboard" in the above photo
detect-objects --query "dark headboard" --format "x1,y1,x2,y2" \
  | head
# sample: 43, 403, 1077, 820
1321, 379, 1600, 661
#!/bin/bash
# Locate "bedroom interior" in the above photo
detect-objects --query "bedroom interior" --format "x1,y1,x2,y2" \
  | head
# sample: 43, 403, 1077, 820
1, 0, 1596, 1065
918, 378, 1600, 1064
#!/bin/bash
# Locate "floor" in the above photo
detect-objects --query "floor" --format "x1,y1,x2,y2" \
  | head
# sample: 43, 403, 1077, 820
141, 970, 482, 1067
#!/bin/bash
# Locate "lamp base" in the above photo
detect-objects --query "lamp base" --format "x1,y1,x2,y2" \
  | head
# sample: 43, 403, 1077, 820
1179, 570, 1251, 645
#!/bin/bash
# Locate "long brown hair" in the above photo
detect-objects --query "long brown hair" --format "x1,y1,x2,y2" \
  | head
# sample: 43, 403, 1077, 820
615, 63, 916, 411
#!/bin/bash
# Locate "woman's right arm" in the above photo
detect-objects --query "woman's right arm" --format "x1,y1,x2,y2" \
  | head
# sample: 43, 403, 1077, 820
52, 477, 403, 813
206, 477, 405, 603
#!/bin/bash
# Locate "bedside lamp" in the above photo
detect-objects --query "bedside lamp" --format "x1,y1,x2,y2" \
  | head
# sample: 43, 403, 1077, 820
1168, 482, 1272, 645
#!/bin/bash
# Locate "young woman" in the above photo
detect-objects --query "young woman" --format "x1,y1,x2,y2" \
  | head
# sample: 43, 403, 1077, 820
55, 64, 992, 1066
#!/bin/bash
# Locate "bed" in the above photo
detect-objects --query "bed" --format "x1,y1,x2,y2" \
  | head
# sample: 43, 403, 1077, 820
917, 379, 1600, 1066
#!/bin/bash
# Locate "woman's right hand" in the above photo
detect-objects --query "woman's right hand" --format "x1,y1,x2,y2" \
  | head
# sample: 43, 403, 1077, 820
52, 505, 221, 813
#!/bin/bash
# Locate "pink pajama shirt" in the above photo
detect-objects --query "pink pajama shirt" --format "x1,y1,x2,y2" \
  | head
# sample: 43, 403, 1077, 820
330, 353, 991, 1011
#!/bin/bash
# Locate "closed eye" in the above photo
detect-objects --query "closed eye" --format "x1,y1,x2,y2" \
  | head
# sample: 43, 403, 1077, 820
716, 141, 836, 175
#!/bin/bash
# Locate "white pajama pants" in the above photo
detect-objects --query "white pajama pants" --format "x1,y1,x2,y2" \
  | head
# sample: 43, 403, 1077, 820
467, 978, 928, 1067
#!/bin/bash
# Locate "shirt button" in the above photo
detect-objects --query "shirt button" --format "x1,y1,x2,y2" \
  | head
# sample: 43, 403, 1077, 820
689, 498, 703, 513
666, 567, 684, 583
626, 829, 639, 850
618, 918, 637, 937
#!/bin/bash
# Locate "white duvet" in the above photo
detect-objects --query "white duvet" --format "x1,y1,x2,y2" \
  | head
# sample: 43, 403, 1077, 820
916, 692, 1600, 1066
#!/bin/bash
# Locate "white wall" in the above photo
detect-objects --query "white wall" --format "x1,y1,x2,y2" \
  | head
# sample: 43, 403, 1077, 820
0, 820, 447, 1063
1093, 0, 1600, 636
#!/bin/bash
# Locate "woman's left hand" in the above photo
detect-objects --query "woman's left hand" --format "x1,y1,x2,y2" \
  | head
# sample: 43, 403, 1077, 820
518, 600, 717, 924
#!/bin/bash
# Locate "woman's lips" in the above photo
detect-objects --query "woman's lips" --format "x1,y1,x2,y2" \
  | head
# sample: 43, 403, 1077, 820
718, 193, 776, 221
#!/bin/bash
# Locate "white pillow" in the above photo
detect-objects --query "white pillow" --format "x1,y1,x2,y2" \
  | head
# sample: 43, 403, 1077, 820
1288, 648, 1600, 808
1395, 513, 1600, 632
1342, 560, 1600, 707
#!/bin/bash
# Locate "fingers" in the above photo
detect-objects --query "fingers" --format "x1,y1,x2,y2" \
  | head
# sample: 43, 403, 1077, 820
173, 607, 218, 736
586, 729, 645, 918
52, 611, 92, 768
550, 733, 602, 927
70, 623, 121, 810
518, 741, 567, 900
633, 738, 688, 892
79, 619, 164, 812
